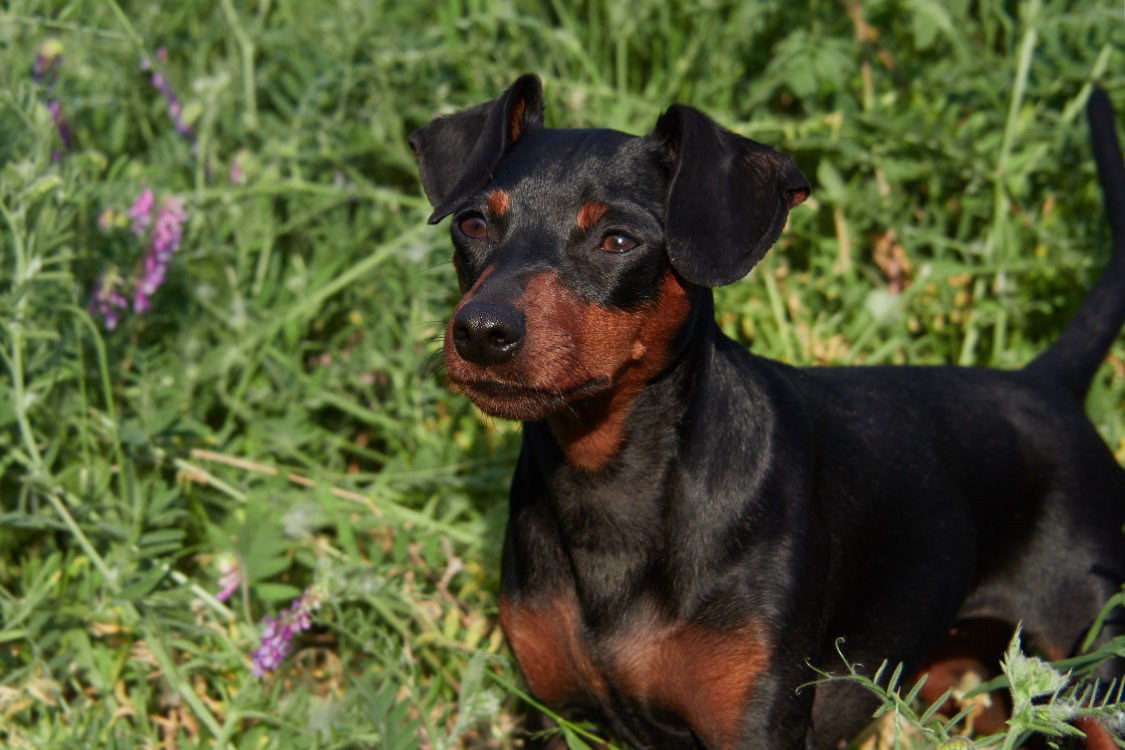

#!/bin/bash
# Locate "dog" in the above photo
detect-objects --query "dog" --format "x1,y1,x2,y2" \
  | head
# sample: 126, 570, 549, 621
408, 74, 1125, 749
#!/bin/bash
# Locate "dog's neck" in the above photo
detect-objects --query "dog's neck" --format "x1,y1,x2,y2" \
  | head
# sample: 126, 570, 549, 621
515, 292, 761, 622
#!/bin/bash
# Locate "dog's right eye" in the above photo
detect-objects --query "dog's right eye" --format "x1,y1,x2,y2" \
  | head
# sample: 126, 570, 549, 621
601, 234, 638, 253
458, 215, 489, 238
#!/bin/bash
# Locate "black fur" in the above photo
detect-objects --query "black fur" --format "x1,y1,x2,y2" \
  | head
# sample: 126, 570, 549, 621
410, 75, 1125, 749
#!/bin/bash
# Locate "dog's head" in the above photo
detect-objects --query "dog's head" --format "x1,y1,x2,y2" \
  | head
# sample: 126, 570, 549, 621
409, 74, 808, 426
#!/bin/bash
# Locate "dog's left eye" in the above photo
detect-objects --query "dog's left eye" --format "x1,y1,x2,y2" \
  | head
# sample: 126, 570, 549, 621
601, 234, 637, 253
458, 215, 489, 238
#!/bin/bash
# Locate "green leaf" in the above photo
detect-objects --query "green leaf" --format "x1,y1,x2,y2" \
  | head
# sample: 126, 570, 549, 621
563, 726, 595, 750
119, 567, 168, 599
252, 582, 303, 602
816, 160, 847, 202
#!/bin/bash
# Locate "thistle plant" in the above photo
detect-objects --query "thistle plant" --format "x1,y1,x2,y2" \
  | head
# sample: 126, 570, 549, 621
812, 625, 1125, 749
995, 627, 1125, 750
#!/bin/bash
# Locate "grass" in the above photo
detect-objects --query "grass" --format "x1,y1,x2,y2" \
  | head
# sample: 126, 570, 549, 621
0, 0, 1123, 748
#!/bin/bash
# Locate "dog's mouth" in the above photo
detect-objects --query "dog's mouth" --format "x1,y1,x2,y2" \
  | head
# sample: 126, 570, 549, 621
449, 374, 611, 421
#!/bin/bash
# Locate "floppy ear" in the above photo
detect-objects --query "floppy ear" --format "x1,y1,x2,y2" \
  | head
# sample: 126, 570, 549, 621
408, 74, 544, 223
649, 105, 809, 287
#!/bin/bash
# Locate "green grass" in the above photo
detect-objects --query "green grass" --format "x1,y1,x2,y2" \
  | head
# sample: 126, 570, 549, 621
1, 1, 1123, 748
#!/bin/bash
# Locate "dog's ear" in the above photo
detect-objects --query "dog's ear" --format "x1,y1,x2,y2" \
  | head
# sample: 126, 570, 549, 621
408, 74, 544, 223
649, 105, 809, 287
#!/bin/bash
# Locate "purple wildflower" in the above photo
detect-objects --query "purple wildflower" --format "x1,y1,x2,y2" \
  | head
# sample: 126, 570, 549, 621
33, 57, 57, 89
215, 556, 242, 603
141, 48, 193, 140
128, 188, 154, 236
32, 39, 63, 90
229, 150, 252, 186
250, 586, 323, 677
33, 40, 72, 157
251, 615, 292, 676
91, 187, 188, 329
153, 196, 187, 250
47, 100, 72, 154
89, 273, 129, 331
133, 195, 186, 313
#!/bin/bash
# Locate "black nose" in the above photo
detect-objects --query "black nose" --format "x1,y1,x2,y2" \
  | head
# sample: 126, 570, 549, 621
451, 302, 526, 365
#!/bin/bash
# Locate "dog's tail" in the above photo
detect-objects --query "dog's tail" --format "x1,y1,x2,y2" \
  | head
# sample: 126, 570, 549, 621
1026, 88, 1125, 397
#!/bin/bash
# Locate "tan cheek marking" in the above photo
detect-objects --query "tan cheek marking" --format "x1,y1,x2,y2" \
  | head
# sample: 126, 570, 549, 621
520, 272, 646, 377
499, 592, 607, 705
611, 620, 771, 749
576, 201, 609, 230
555, 271, 691, 472
486, 189, 510, 216
636, 270, 692, 366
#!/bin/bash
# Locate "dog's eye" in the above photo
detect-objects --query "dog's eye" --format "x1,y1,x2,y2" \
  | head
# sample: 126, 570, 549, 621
601, 234, 638, 253
458, 215, 489, 238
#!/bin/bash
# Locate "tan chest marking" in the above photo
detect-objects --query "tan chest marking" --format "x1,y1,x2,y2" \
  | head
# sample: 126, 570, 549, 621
609, 619, 771, 748
499, 592, 607, 705
501, 593, 771, 748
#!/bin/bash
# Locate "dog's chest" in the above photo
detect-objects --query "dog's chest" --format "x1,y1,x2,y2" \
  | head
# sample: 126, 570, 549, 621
499, 590, 772, 747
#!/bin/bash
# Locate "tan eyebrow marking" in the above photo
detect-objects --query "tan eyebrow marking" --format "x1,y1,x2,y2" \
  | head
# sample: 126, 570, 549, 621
486, 189, 511, 216
576, 201, 609, 230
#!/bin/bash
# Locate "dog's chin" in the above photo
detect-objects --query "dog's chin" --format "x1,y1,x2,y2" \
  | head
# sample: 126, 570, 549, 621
451, 377, 610, 422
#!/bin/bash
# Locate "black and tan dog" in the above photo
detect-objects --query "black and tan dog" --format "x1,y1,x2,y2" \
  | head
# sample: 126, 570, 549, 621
409, 75, 1125, 749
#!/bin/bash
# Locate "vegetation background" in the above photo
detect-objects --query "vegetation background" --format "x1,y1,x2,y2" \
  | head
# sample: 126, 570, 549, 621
2, 0, 1124, 747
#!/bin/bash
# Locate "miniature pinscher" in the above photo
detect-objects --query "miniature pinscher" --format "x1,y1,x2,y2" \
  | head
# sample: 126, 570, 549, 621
409, 75, 1125, 749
